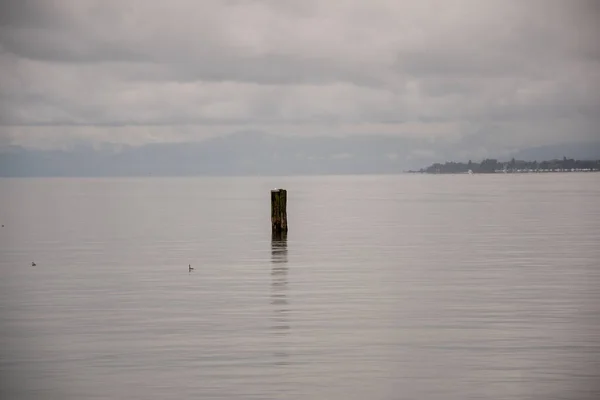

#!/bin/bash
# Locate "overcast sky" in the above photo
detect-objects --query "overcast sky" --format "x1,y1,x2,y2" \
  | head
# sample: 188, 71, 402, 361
0, 0, 599, 150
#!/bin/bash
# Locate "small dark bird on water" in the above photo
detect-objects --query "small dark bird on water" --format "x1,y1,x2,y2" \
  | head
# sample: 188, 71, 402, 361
189, 264, 194, 272
31, 262, 36, 266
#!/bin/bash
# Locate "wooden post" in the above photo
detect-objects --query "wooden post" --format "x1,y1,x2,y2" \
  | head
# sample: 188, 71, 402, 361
271, 189, 288, 234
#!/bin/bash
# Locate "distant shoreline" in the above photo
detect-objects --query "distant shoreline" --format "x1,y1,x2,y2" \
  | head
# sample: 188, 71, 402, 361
407, 169, 600, 174
409, 157, 600, 174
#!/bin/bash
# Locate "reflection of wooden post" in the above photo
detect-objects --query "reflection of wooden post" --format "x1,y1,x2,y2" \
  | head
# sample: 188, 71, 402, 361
271, 230, 289, 341
271, 231, 288, 264
271, 189, 288, 234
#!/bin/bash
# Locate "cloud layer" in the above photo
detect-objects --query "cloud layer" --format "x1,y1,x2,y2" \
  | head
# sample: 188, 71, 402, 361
1, 0, 599, 150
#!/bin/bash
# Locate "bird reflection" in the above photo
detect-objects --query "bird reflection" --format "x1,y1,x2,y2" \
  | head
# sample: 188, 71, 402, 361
271, 231, 290, 364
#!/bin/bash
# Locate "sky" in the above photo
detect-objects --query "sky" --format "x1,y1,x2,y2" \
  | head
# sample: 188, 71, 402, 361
0, 0, 599, 152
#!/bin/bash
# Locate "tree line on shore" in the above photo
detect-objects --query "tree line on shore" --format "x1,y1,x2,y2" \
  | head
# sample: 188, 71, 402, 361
411, 157, 600, 174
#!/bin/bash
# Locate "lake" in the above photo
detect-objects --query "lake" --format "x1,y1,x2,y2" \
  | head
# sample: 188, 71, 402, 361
1, 174, 599, 399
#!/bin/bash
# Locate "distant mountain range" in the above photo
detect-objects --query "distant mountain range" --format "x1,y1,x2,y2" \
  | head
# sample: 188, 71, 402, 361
1, 132, 599, 177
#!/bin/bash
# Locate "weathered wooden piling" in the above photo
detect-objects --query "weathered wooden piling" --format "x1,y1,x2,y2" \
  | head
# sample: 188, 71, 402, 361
271, 189, 288, 234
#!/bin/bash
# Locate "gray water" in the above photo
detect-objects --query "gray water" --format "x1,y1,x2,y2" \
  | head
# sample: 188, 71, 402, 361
1, 174, 599, 399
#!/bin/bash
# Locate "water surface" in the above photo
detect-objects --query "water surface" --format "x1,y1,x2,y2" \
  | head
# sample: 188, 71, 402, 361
1, 174, 599, 399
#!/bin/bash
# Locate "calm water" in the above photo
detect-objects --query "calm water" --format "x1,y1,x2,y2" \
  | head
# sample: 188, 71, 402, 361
1, 174, 599, 399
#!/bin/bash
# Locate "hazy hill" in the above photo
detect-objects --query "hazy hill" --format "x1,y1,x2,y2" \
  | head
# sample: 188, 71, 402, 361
1, 132, 599, 177
511, 142, 600, 161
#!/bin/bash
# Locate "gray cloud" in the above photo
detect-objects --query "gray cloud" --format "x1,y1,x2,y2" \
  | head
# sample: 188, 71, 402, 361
0, 0, 599, 153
